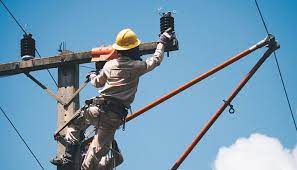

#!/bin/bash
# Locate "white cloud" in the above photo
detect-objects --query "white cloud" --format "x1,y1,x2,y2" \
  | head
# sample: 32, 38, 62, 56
213, 133, 297, 170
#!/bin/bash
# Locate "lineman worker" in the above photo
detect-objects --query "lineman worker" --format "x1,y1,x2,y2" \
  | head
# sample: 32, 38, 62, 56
51, 28, 174, 169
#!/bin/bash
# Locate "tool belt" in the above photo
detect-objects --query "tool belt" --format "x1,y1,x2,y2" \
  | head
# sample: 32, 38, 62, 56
86, 97, 128, 119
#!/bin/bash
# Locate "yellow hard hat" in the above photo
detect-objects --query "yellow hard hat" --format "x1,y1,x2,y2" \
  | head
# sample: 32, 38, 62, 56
112, 28, 141, 51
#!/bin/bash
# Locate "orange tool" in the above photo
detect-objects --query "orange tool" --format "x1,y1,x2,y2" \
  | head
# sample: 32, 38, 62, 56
91, 45, 119, 62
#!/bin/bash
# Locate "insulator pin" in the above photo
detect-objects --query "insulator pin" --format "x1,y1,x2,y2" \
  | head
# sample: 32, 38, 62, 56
160, 12, 174, 34
21, 33, 35, 60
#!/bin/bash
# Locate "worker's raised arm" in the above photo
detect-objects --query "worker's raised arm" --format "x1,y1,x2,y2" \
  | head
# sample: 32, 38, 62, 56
139, 30, 174, 75
142, 43, 165, 73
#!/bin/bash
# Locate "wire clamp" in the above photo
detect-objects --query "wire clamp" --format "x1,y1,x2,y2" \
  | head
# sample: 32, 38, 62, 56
223, 100, 235, 114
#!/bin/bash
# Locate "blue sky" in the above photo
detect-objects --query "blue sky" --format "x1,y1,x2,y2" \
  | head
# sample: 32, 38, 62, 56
0, 0, 296, 170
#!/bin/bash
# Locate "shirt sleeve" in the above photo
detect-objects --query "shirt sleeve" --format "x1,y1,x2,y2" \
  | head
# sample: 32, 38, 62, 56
90, 69, 107, 88
138, 43, 165, 75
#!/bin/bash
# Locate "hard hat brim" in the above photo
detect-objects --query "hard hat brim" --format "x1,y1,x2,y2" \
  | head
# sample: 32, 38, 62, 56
112, 39, 141, 51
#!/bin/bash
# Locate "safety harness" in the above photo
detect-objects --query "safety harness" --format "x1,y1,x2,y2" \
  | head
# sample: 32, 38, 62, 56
88, 96, 129, 130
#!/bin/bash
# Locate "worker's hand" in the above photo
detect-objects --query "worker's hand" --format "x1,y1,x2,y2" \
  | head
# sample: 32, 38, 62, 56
85, 71, 97, 80
65, 131, 79, 145
159, 28, 174, 45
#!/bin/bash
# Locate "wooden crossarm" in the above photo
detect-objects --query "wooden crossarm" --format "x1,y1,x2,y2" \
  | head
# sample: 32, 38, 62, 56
0, 42, 178, 76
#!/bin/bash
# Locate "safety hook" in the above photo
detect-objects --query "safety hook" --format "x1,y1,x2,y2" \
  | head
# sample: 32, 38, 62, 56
223, 100, 235, 114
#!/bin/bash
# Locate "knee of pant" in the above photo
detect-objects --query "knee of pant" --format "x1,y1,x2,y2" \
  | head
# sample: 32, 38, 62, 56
81, 154, 95, 170
81, 162, 90, 170
81, 148, 109, 170
95, 144, 110, 160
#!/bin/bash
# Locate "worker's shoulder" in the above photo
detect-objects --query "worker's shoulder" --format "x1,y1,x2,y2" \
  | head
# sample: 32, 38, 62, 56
126, 60, 146, 69
103, 59, 120, 68
106, 58, 145, 67
105, 59, 118, 65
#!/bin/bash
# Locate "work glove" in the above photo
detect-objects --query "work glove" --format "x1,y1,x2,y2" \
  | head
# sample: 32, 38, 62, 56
159, 27, 174, 45
85, 70, 97, 80
65, 129, 80, 145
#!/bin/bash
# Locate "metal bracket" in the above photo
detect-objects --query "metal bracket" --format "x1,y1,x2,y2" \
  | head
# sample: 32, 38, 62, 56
25, 72, 90, 107
25, 73, 66, 105
223, 100, 235, 114
165, 33, 178, 58
266, 34, 280, 51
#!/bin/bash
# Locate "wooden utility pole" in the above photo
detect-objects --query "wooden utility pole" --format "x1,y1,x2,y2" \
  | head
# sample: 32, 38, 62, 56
57, 51, 80, 170
0, 42, 178, 170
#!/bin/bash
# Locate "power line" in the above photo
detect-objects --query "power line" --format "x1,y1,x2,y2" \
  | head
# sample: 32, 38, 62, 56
0, 0, 26, 34
36, 49, 58, 86
254, 0, 269, 35
254, 0, 297, 133
0, 105, 45, 170
0, 0, 58, 87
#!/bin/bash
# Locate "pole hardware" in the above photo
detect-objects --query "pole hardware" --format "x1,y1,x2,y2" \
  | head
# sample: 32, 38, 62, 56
25, 71, 91, 108
223, 100, 235, 114
21, 33, 35, 61
160, 11, 178, 57
25, 72, 66, 105
266, 34, 280, 51
58, 41, 67, 53
63, 79, 90, 108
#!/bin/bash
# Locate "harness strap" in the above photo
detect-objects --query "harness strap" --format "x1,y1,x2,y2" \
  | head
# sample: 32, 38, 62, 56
92, 97, 129, 131
122, 116, 126, 131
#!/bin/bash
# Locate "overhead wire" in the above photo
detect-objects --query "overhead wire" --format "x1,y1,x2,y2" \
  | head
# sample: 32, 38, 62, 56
254, 0, 297, 133
35, 49, 58, 86
0, 105, 44, 170
0, 0, 26, 34
0, 0, 58, 87
0, 1, 53, 168
1, 0, 99, 78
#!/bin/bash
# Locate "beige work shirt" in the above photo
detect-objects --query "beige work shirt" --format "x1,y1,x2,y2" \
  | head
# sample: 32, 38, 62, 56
91, 43, 165, 106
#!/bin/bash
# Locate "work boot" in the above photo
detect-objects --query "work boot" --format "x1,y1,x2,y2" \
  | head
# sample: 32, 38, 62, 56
113, 140, 124, 165
98, 140, 123, 169
50, 144, 78, 166
109, 140, 124, 167
50, 155, 72, 167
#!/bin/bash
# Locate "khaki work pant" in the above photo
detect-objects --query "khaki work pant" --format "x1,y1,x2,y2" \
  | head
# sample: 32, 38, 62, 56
65, 105, 123, 170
